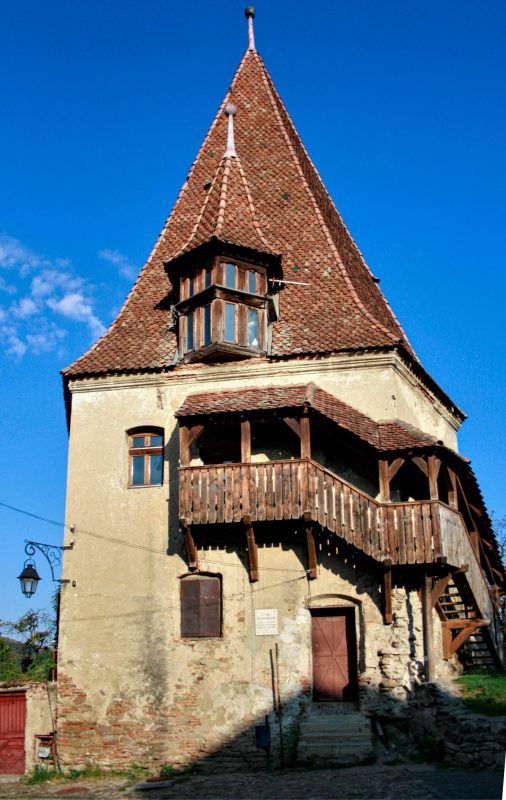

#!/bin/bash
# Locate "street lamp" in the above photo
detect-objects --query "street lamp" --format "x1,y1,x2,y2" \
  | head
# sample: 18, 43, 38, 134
18, 560, 41, 598
18, 539, 73, 598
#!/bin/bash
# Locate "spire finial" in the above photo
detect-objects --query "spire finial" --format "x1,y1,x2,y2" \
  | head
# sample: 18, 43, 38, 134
245, 6, 256, 51
224, 103, 237, 158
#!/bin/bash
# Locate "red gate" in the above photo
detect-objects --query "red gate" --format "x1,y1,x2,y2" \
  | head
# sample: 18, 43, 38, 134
0, 692, 26, 774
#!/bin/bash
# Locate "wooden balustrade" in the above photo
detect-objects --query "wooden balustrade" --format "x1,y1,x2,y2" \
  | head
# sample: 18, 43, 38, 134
179, 458, 452, 565
179, 457, 502, 662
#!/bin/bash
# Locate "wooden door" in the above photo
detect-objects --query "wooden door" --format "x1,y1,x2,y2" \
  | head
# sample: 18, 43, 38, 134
311, 609, 358, 702
0, 692, 26, 774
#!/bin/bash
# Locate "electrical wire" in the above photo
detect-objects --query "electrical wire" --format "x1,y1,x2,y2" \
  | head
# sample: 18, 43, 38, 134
0, 499, 309, 571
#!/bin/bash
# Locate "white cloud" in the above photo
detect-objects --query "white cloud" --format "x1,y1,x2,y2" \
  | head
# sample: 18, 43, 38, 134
0, 276, 17, 295
99, 248, 137, 280
12, 297, 39, 319
0, 234, 106, 359
0, 235, 42, 275
47, 292, 106, 338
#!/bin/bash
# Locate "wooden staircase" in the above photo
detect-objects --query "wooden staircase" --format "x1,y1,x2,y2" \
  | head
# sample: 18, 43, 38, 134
180, 458, 503, 666
435, 571, 497, 668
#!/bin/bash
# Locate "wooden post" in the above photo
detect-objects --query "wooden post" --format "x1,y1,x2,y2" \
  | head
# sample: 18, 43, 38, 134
382, 559, 392, 624
241, 420, 251, 463
180, 425, 190, 467
303, 511, 317, 579
427, 455, 441, 501
447, 467, 458, 509
421, 573, 435, 682
244, 515, 258, 582
300, 415, 311, 459
379, 459, 390, 502
179, 424, 204, 467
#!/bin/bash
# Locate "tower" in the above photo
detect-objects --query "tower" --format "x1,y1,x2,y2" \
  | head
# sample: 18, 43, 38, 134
57, 8, 504, 770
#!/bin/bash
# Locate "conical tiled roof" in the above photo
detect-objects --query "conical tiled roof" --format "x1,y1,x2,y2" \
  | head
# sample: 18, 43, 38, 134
65, 47, 417, 377
174, 150, 275, 258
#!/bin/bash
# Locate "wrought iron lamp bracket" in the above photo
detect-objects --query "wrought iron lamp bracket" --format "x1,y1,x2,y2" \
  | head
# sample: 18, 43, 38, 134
24, 539, 74, 585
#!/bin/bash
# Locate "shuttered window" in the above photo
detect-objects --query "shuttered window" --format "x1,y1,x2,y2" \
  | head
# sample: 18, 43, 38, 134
180, 575, 221, 638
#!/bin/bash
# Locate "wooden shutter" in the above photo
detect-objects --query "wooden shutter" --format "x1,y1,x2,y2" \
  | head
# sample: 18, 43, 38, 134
181, 576, 221, 638
199, 577, 221, 637
180, 577, 200, 637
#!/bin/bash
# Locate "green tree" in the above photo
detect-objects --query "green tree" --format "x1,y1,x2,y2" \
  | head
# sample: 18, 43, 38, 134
0, 639, 21, 681
0, 608, 55, 682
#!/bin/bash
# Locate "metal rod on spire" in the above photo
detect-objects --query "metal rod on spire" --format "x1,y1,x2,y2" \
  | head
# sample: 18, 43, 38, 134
224, 104, 237, 158
245, 6, 256, 51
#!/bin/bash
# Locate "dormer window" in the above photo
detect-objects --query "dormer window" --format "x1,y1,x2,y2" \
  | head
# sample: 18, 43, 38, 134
174, 255, 272, 362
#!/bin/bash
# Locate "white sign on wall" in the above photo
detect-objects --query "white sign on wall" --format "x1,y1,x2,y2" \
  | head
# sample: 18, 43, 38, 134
255, 608, 278, 636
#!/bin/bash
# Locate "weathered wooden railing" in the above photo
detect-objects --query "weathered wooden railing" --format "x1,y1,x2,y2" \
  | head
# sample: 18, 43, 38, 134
438, 504, 503, 657
179, 457, 502, 660
180, 458, 447, 564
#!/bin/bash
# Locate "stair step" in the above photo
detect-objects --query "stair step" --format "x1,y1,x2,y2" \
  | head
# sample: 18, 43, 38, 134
298, 710, 373, 764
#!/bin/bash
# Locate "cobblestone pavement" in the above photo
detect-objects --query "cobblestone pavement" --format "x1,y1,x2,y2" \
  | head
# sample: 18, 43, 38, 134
0, 765, 503, 800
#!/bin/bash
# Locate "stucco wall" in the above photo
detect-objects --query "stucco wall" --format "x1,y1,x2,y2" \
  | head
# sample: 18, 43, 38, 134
57, 355, 460, 769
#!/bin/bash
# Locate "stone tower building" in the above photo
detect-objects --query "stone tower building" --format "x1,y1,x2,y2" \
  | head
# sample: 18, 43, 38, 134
57, 9, 504, 770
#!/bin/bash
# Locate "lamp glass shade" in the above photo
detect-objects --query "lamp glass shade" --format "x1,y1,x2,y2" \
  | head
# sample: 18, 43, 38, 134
18, 563, 41, 598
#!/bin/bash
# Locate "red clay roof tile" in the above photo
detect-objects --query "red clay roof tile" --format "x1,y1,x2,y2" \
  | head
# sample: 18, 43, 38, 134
64, 48, 416, 377
175, 382, 437, 453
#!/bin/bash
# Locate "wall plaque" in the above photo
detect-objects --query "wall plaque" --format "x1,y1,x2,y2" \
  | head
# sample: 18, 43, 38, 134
255, 608, 278, 635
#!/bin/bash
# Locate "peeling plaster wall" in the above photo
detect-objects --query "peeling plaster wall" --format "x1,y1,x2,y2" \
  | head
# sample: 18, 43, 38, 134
58, 358, 459, 769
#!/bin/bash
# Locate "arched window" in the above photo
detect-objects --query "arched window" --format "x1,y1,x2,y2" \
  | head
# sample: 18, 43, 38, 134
128, 429, 163, 487
180, 574, 222, 638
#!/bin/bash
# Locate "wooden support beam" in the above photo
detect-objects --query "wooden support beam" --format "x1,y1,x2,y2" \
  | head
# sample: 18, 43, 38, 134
300, 416, 311, 459
431, 574, 453, 609
179, 424, 204, 467
412, 456, 428, 477
241, 420, 251, 463
243, 515, 258, 582
283, 417, 301, 438
427, 455, 441, 501
421, 573, 435, 682
379, 459, 390, 502
388, 457, 405, 482
382, 559, 393, 625
303, 511, 317, 580
183, 524, 199, 571
443, 619, 489, 659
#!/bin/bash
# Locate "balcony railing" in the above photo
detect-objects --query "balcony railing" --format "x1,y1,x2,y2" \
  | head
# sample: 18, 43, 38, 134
179, 457, 502, 661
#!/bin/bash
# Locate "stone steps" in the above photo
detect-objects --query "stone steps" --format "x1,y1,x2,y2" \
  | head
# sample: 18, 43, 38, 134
297, 708, 372, 765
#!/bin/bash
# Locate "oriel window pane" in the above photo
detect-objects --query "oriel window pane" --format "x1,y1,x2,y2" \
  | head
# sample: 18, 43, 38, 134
248, 308, 259, 346
203, 305, 211, 345
205, 268, 212, 288
225, 303, 236, 342
248, 271, 256, 293
132, 456, 145, 486
188, 277, 195, 297
186, 312, 194, 351
149, 454, 163, 485
225, 263, 236, 289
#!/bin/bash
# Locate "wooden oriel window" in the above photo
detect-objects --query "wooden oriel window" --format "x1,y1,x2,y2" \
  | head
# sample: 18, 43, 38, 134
128, 430, 163, 487
177, 258, 268, 358
180, 574, 222, 638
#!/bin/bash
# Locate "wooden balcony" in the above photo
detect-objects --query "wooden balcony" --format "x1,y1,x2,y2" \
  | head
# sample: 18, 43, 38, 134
180, 458, 453, 564
179, 457, 502, 661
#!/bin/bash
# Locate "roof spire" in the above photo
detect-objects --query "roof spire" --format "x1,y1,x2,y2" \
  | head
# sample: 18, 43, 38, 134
245, 6, 256, 51
223, 103, 237, 158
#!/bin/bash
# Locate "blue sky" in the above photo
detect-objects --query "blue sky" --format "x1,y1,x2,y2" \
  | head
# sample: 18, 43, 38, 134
1, 0, 505, 622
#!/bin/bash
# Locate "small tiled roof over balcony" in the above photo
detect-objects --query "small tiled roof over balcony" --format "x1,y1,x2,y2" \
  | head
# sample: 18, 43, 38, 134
175, 382, 439, 453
